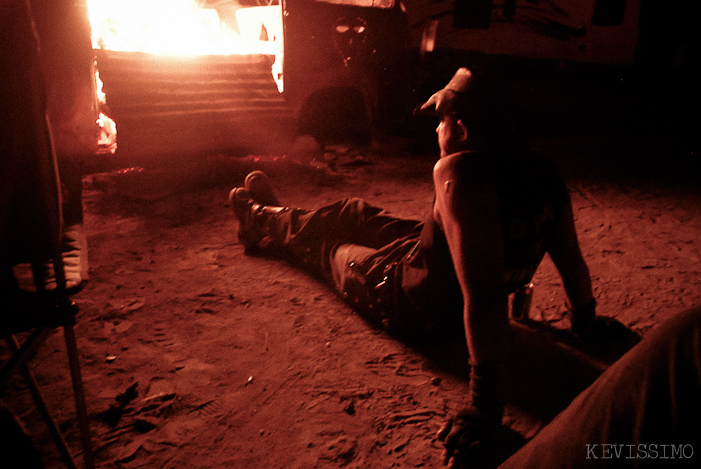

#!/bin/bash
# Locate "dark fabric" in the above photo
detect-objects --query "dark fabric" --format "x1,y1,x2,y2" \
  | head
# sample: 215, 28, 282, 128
493, 150, 567, 289
499, 305, 701, 468
279, 197, 423, 281
255, 198, 424, 334
1, 0, 61, 268
1, 0, 88, 272
57, 158, 84, 225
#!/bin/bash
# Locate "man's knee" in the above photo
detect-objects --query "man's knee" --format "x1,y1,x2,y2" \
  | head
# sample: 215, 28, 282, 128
338, 197, 371, 216
331, 243, 389, 318
331, 244, 374, 293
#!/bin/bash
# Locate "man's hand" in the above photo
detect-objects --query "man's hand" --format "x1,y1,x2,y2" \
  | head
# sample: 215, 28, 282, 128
435, 363, 505, 466
436, 407, 497, 468
569, 299, 638, 342
573, 315, 638, 343
416, 68, 473, 116
418, 88, 459, 116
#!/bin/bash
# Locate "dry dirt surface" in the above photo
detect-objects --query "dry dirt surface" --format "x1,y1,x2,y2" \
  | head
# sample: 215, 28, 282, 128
4, 133, 701, 468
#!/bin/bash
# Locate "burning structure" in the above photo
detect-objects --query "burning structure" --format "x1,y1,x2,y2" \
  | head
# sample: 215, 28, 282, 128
34, 0, 410, 163
27, 0, 692, 163
3, 1, 700, 468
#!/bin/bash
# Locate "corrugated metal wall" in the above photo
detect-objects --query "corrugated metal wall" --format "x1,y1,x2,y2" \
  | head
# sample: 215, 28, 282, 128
96, 51, 295, 160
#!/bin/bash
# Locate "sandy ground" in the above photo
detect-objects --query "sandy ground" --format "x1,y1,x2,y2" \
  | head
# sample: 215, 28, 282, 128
3, 71, 701, 468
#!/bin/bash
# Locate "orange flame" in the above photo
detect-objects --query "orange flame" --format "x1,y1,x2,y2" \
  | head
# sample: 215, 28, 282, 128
94, 68, 117, 154
87, 0, 280, 57
88, 0, 284, 94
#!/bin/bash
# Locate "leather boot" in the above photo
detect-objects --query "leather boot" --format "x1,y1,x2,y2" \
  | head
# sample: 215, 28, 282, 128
244, 170, 280, 206
229, 188, 290, 251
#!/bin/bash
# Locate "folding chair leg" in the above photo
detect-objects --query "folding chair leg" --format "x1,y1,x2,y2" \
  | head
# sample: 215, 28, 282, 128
7, 335, 77, 469
5, 326, 95, 469
64, 324, 95, 469
0, 328, 51, 387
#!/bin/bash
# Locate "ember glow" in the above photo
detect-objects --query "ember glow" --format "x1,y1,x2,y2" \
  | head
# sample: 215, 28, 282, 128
87, 0, 280, 57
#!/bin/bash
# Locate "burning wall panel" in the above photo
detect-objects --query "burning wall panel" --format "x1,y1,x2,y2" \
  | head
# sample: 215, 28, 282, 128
95, 50, 294, 160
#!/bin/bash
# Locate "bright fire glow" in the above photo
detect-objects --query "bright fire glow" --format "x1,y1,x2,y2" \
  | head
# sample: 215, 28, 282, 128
95, 69, 117, 154
87, 0, 278, 57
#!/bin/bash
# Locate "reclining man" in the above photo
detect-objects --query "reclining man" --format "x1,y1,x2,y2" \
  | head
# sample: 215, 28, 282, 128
228, 67, 622, 467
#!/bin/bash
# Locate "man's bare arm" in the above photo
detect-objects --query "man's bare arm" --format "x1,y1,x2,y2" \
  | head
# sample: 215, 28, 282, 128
548, 191, 597, 333
433, 154, 510, 365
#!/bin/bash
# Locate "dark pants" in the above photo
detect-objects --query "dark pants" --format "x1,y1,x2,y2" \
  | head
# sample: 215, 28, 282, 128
499, 305, 701, 468
248, 197, 463, 338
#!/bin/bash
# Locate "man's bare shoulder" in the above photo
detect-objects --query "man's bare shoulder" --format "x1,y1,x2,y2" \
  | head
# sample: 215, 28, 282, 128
433, 151, 496, 193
